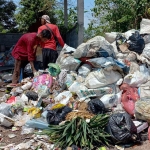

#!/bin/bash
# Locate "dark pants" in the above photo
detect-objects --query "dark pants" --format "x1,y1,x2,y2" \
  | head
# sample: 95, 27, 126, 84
12, 60, 28, 84
42, 48, 58, 70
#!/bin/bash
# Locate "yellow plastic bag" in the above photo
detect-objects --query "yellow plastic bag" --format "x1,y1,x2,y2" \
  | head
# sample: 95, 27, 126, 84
27, 107, 41, 118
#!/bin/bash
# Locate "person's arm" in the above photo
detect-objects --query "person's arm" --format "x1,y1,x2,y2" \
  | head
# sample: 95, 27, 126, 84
29, 61, 36, 73
27, 36, 37, 73
55, 26, 65, 47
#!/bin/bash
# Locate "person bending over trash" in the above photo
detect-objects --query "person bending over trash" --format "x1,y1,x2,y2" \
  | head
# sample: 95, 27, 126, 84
11, 29, 51, 85
38, 15, 65, 70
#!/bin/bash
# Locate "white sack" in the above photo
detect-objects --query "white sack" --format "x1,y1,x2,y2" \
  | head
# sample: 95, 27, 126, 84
73, 36, 115, 58
124, 71, 148, 87
140, 18, 150, 34
78, 64, 92, 77
105, 32, 118, 43
100, 91, 122, 109
84, 69, 122, 89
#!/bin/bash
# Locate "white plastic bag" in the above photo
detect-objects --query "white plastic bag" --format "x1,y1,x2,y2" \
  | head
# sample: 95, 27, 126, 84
68, 81, 88, 94
142, 43, 150, 59
100, 91, 122, 109
78, 64, 92, 77
73, 36, 115, 58
124, 71, 148, 87
105, 32, 118, 43
84, 69, 122, 89
54, 91, 72, 105
140, 18, 150, 34
124, 29, 136, 40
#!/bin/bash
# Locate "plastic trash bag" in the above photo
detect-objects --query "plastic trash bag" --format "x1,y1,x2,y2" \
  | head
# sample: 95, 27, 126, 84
46, 106, 72, 125
142, 43, 150, 59
128, 31, 145, 54
140, 18, 150, 34
87, 99, 106, 114
84, 69, 122, 89
54, 91, 72, 105
100, 91, 122, 109
69, 81, 88, 94
143, 34, 150, 44
24, 63, 32, 76
48, 63, 61, 77
78, 64, 92, 77
106, 112, 138, 144
138, 80, 150, 99
73, 36, 115, 58
96, 47, 115, 58
135, 99, 150, 123
25, 91, 38, 101
125, 29, 136, 40
120, 83, 139, 116
124, 71, 148, 87
76, 84, 116, 101
105, 32, 118, 43
32, 74, 53, 91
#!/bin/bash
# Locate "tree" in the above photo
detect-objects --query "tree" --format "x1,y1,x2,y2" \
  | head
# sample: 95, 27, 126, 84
0, 0, 16, 33
88, 0, 150, 36
15, 0, 57, 32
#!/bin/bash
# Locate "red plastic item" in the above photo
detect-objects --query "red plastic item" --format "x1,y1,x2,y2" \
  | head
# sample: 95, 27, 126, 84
120, 83, 139, 116
79, 57, 93, 67
6, 96, 16, 104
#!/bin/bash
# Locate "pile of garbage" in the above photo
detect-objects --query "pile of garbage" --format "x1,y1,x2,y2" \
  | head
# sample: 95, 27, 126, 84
1, 18, 150, 150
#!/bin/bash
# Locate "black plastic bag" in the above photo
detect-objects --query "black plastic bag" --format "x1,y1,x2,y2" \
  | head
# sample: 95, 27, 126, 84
106, 112, 138, 144
26, 91, 38, 101
46, 106, 72, 125
88, 99, 106, 114
128, 31, 145, 54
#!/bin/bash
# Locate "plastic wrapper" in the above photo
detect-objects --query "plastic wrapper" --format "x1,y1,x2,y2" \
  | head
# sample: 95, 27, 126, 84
25, 118, 49, 129
76, 85, 116, 101
21, 82, 32, 90
48, 63, 61, 77
54, 91, 72, 105
32, 74, 53, 90
21, 126, 34, 135
0, 103, 12, 117
65, 74, 75, 88
27, 107, 41, 118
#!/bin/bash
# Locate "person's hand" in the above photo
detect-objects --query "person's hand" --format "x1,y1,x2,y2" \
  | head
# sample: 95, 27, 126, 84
33, 70, 39, 77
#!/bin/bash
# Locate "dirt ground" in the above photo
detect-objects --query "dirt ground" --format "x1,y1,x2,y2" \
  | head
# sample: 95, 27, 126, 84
0, 123, 150, 150
0, 125, 33, 148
